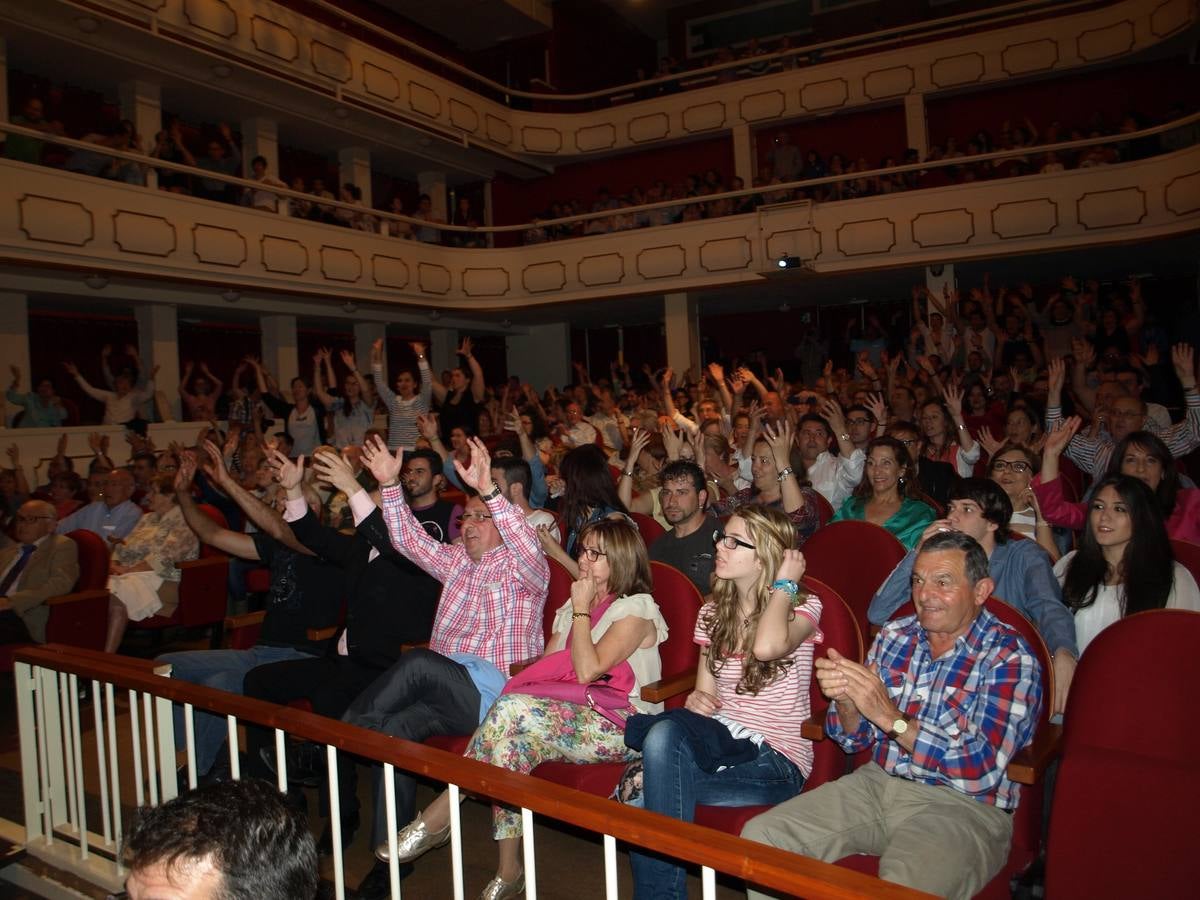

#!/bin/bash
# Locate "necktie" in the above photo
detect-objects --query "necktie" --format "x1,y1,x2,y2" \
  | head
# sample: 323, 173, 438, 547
0, 544, 36, 596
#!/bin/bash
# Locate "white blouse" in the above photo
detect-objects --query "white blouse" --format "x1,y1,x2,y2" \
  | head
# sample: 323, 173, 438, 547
1053, 551, 1200, 655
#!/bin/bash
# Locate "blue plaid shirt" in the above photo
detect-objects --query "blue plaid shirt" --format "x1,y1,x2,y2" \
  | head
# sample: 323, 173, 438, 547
827, 609, 1042, 810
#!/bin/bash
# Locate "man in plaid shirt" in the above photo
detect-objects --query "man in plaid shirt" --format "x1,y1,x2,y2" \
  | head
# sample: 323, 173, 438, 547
744, 531, 1042, 900
344, 435, 548, 898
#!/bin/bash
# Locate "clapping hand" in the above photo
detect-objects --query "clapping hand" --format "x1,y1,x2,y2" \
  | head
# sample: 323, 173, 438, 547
311, 448, 360, 496
361, 435, 404, 486
452, 437, 495, 494
267, 447, 305, 491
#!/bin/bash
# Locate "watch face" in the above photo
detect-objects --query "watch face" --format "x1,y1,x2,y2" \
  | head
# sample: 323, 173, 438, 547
892, 718, 909, 736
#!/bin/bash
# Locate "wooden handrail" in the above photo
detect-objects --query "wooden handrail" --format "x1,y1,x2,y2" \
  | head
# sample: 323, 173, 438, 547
14, 644, 932, 900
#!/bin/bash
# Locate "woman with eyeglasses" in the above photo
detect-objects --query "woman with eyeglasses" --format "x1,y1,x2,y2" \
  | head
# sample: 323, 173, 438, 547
710, 420, 820, 547
538, 444, 630, 578
832, 435, 936, 549
623, 505, 820, 899
389, 518, 666, 900
1036, 420, 1200, 543
1053, 474, 1198, 658
988, 442, 1059, 560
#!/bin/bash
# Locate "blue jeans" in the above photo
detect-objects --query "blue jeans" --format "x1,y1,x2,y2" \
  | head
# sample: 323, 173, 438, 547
158, 646, 314, 775
629, 717, 805, 900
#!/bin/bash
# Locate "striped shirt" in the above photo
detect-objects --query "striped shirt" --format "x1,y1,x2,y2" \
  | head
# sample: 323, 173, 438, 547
694, 598, 823, 777
374, 360, 432, 450
380, 485, 548, 673
1046, 387, 1200, 476
827, 609, 1042, 810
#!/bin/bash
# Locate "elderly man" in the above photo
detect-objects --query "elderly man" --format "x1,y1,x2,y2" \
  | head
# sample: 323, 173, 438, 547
56, 468, 142, 543
0, 500, 80, 644
647, 460, 718, 595
1046, 346, 1198, 475
743, 531, 1042, 900
121, 779, 317, 900
869, 478, 1075, 715
347, 435, 548, 899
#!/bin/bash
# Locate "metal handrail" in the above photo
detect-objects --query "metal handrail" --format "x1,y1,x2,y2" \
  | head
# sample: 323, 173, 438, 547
3, 109, 1195, 236
12, 644, 930, 899
289, 0, 1096, 104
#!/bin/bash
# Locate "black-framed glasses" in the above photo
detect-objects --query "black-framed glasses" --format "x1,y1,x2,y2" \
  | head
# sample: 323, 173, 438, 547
846, 417, 872, 426
990, 459, 1031, 473
713, 529, 756, 551
578, 546, 608, 561
455, 512, 493, 526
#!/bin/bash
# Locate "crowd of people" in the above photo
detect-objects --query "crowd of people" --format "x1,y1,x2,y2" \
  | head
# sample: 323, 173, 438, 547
3, 266, 1198, 898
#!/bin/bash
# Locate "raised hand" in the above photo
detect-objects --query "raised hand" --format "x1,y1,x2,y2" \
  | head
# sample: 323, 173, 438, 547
1047, 358, 1066, 401
503, 407, 523, 434
370, 338, 384, 366
453, 437, 495, 493
340, 349, 358, 371
1043, 416, 1082, 458
762, 419, 795, 470
977, 426, 1002, 458
865, 393, 888, 427
706, 362, 725, 384
361, 435, 404, 486
63, 361, 79, 377
410, 341, 426, 359
416, 413, 440, 442
818, 397, 846, 435
1143, 343, 1160, 367
659, 421, 683, 460
774, 548, 806, 585
201, 440, 232, 487
311, 449, 360, 495
626, 427, 651, 467
857, 353, 878, 382
1171, 343, 1196, 389
458, 336, 473, 358
661, 367, 674, 389
942, 384, 965, 417
175, 450, 198, 493
56, 432, 68, 457
267, 448, 305, 491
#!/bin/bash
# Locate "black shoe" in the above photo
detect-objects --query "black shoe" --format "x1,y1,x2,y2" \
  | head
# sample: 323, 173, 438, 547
259, 740, 323, 787
353, 860, 413, 900
318, 809, 360, 856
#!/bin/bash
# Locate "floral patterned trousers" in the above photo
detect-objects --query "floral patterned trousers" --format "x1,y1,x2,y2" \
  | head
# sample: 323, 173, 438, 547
465, 693, 638, 839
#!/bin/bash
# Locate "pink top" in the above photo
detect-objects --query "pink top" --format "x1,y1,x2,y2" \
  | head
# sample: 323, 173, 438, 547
694, 599, 823, 776
1034, 476, 1200, 544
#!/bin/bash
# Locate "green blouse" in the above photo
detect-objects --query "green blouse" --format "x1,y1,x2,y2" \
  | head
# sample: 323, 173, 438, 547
831, 496, 936, 549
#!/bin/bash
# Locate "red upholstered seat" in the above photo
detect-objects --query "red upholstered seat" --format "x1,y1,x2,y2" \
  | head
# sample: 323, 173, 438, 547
811, 491, 834, 527
628, 511, 665, 547
836, 596, 1055, 898
1169, 538, 1200, 584
801, 520, 906, 643
0, 529, 111, 672
1045, 609, 1200, 898
694, 577, 861, 835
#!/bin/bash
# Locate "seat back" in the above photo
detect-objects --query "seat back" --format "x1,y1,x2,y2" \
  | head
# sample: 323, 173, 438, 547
1169, 538, 1200, 585
1046, 610, 1200, 898
543, 557, 574, 642
811, 491, 834, 527
66, 529, 111, 590
801, 520, 906, 642
648, 561, 705, 709
629, 511, 666, 547
803, 576, 862, 792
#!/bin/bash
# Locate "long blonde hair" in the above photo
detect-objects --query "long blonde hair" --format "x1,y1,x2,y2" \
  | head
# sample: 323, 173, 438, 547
703, 504, 797, 694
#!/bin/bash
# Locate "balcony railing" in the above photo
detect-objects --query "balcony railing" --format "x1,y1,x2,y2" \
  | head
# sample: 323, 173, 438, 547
21, 0, 1193, 158
11, 644, 931, 900
2, 113, 1197, 309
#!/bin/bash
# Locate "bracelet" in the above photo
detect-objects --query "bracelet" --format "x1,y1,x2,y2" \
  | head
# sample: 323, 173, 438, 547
621, 470, 634, 478
380, 477, 401, 488
571, 611, 591, 621
771, 579, 800, 598
776, 466, 794, 482
479, 483, 502, 502
957, 423, 966, 431
839, 433, 850, 442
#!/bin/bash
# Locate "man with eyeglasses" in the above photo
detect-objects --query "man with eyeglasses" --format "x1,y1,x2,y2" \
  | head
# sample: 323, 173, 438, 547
343, 435, 548, 899
647, 460, 719, 594
868, 478, 1076, 716
0, 500, 79, 645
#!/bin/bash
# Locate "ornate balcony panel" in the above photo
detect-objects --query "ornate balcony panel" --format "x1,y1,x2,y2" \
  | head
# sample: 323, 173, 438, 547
28, 0, 1196, 161
1, 147, 1197, 310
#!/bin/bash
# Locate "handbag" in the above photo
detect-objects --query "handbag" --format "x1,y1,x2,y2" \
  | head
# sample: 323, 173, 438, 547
501, 649, 636, 729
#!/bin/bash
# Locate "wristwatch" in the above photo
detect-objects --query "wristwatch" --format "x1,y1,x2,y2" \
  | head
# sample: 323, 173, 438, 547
887, 713, 913, 740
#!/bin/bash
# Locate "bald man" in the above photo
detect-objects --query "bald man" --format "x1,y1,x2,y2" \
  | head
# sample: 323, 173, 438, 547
0, 500, 80, 644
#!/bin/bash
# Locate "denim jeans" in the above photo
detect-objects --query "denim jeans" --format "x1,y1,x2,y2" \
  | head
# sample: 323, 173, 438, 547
629, 717, 805, 900
158, 646, 315, 775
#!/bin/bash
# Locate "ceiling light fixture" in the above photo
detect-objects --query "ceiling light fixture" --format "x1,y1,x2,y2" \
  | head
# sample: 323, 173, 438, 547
221, 289, 240, 303
777, 255, 802, 269
83, 274, 108, 290
343, 301, 358, 314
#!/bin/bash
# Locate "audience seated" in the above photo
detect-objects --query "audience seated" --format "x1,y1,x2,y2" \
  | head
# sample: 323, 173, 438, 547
645, 460, 719, 596
831, 435, 935, 549
0, 500, 80, 644
56, 468, 142, 543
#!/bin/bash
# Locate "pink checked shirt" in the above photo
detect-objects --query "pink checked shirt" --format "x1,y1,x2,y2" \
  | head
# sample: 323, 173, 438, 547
380, 485, 548, 672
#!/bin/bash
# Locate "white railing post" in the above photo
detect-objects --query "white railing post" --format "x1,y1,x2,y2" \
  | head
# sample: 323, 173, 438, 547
14, 662, 43, 843
326, 745, 345, 900
58, 674, 78, 835
521, 807, 537, 900
702, 865, 717, 899
273, 729, 289, 793
603, 834, 617, 900
184, 703, 198, 789
226, 716, 241, 781
106, 683, 124, 861
129, 689, 145, 808
384, 762, 403, 900
40, 667, 68, 831
156, 695, 178, 802
67, 674, 88, 858
92, 679, 113, 847
143, 693, 159, 807
449, 782, 463, 900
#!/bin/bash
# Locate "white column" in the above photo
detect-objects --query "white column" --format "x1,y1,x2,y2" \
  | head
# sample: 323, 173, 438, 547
417, 171, 448, 222
261, 314, 299, 389
135, 303, 179, 422
0, 291, 30, 428
507, 324, 570, 393
0, 38, 9, 125
429, 329, 458, 378
241, 117, 279, 178
354, 322, 386, 382
904, 93, 928, 160
338, 146, 372, 208
118, 80, 162, 153
663, 293, 700, 378
732, 123, 754, 185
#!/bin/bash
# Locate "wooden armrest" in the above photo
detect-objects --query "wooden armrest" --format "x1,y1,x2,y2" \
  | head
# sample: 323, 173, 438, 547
44, 588, 108, 608
39, 643, 172, 676
800, 713, 827, 742
178, 556, 229, 572
639, 670, 696, 704
307, 625, 339, 641
1007, 723, 1062, 785
224, 610, 266, 632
